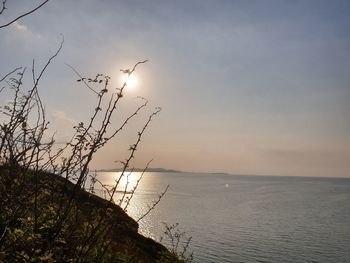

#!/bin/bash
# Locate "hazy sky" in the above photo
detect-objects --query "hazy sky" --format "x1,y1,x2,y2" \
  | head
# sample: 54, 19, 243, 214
1, 0, 349, 177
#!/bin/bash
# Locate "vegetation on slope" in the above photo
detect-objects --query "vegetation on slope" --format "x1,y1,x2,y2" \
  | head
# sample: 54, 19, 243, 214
0, 165, 181, 262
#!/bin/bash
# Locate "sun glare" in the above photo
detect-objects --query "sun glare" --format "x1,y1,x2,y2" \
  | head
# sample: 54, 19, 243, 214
116, 171, 141, 192
122, 74, 138, 89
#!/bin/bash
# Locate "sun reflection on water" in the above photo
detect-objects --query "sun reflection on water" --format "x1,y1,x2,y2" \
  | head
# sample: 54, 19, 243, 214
94, 172, 155, 213
90, 172, 164, 240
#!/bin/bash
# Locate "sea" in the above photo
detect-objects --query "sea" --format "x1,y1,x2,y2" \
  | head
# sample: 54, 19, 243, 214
95, 172, 350, 263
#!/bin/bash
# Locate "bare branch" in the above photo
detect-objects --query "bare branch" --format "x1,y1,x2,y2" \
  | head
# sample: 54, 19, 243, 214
0, 67, 22, 93
65, 63, 99, 95
34, 35, 63, 86
0, 0, 49, 29
159, 222, 194, 262
0, 226, 7, 242
0, 67, 22, 83
110, 106, 161, 202
131, 59, 148, 74
137, 184, 169, 223
123, 159, 152, 211
0, 0, 7, 15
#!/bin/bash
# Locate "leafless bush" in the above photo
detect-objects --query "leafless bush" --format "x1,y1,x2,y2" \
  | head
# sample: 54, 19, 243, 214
1, 3, 188, 259
158, 222, 193, 263
0, 35, 178, 260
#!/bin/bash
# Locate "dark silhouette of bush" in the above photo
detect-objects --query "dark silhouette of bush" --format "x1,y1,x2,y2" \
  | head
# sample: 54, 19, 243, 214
0, 3, 193, 261
0, 40, 182, 261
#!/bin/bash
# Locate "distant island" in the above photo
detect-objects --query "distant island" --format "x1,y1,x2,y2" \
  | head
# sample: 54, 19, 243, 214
97, 167, 231, 176
97, 167, 183, 173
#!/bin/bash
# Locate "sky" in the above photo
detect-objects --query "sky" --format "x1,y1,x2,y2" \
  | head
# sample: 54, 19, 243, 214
0, 0, 349, 177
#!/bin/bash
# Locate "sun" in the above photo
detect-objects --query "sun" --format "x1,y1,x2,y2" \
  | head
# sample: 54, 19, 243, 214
122, 74, 138, 89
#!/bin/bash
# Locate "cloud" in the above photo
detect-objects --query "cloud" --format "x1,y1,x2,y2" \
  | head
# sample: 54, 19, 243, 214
11, 21, 42, 40
13, 21, 28, 31
52, 110, 75, 124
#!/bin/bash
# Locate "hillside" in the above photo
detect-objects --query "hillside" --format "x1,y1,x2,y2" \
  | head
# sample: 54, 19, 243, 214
0, 165, 181, 262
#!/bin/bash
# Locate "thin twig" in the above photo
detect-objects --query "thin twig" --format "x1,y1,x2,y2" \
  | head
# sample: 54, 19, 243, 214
0, 67, 22, 83
137, 184, 169, 222
123, 159, 153, 210
110, 106, 161, 202
0, 0, 7, 15
65, 63, 99, 95
0, 0, 49, 29
0, 226, 8, 242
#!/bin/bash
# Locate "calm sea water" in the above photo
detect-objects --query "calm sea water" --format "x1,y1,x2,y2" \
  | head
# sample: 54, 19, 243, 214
96, 172, 350, 263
